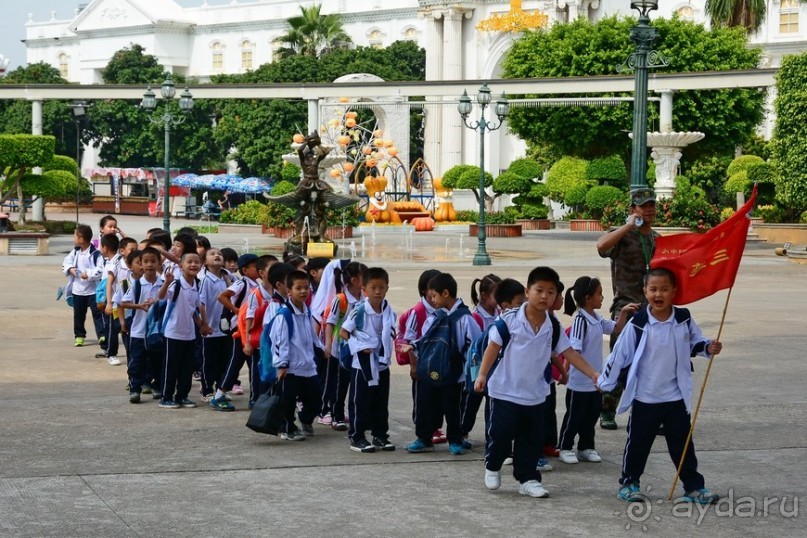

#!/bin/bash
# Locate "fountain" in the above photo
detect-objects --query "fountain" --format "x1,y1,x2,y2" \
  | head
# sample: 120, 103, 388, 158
268, 132, 360, 255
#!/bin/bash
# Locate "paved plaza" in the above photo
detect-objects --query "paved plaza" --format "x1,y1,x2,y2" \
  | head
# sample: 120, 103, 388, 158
0, 214, 804, 537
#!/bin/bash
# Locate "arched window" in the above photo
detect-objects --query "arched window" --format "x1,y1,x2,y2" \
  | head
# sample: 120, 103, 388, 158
241, 40, 254, 71
675, 5, 695, 21
58, 53, 69, 79
211, 41, 224, 70
368, 29, 384, 49
403, 27, 418, 42
780, 0, 800, 33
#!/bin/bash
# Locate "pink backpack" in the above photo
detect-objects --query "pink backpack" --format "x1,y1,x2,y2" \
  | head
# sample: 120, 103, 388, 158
394, 301, 427, 365
552, 325, 573, 382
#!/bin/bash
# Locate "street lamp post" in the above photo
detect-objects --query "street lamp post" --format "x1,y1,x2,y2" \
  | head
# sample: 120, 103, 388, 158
70, 102, 91, 224
624, 0, 666, 194
458, 82, 509, 266
140, 75, 194, 232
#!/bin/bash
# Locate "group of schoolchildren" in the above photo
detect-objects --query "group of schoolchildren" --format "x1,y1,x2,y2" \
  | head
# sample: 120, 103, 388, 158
61, 217, 723, 505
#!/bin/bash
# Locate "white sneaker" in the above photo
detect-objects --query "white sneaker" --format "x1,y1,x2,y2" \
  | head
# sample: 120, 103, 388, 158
484, 469, 501, 490
107, 356, 121, 366
519, 480, 549, 498
577, 449, 602, 462
559, 450, 579, 464
503, 456, 514, 466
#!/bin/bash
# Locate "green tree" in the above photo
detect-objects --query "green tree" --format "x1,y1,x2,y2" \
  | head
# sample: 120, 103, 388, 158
85, 45, 217, 170
502, 16, 765, 167
705, 0, 766, 33
773, 52, 807, 218
0, 134, 56, 223
274, 4, 351, 59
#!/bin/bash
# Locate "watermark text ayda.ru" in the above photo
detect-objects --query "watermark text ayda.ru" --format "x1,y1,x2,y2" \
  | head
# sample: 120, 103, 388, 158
674, 489, 799, 525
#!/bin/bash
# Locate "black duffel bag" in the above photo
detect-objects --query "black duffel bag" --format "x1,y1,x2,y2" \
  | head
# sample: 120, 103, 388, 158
246, 382, 285, 435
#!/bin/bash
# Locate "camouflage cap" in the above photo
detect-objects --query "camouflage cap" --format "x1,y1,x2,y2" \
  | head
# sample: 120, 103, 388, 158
630, 187, 656, 206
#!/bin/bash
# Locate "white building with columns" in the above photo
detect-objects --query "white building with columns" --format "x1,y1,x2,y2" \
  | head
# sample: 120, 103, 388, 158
23, 0, 806, 184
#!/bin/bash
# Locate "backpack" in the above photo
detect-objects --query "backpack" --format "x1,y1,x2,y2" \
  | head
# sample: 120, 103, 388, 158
415, 304, 472, 387
543, 315, 562, 383
233, 286, 267, 347
394, 301, 427, 365
144, 280, 183, 349
464, 318, 511, 389
95, 253, 119, 307
258, 305, 294, 384
338, 301, 365, 370
321, 293, 353, 369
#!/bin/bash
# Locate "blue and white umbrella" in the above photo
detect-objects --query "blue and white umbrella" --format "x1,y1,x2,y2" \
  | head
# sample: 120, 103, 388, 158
171, 173, 197, 188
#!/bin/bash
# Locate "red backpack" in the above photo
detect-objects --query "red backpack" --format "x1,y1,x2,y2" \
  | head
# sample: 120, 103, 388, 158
394, 301, 428, 365
233, 288, 269, 349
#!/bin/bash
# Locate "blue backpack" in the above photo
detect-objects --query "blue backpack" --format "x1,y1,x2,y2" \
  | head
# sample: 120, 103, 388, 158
464, 318, 511, 389
144, 280, 185, 349
258, 305, 294, 384
415, 304, 471, 387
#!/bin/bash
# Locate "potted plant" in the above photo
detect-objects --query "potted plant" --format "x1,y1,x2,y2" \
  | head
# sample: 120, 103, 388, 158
576, 185, 624, 232
546, 156, 596, 228
492, 158, 551, 230
468, 210, 522, 237
441, 164, 495, 212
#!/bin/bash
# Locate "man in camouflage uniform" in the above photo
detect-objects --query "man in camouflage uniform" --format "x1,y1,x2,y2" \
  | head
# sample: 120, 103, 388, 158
596, 188, 658, 429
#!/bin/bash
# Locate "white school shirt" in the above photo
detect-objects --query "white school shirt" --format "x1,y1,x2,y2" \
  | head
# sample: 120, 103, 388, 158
200, 271, 230, 338
226, 276, 258, 309
403, 297, 435, 343
270, 301, 318, 377
163, 277, 201, 341
340, 299, 396, 372
473, 304, 500, 331
487, 304, 573, 406
567, 309, 617, 392
634, 312, 683, 404
246, 285, 273, 320
62, 245, 104, 296
103, 253, 123, 304
263, 292, 290, 327
121, 275, 164, 338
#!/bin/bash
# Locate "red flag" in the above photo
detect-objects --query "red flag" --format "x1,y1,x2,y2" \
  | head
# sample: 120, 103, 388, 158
650, 186, 757, 305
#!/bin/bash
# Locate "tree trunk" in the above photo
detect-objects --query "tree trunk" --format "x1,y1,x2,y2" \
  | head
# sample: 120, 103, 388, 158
16, 180, 26, 224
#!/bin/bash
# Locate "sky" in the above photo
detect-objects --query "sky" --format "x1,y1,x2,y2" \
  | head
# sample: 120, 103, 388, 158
0, 0, 239, 74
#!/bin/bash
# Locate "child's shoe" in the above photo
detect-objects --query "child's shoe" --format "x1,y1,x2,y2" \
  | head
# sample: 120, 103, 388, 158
231, 383, 244, 395
461, 437, 473, 450
107, 356, 121, 366
371, 437, 396, 451
350, 438, 376, 453
280, 430, 306, 442
201, 393, 214, 403
677, 488, 720, 505
536, 458, 553, 472
129, 392, 141, 404
317, 413, 333, 426
558, 450, 579, 464
484, 469, 501, 490
577, 449, 601, 462
141, 385, 153, 395
543, 445, 560, 457
98, 336, 106, 347
617, 482, 644, 502
431, 429, 447, 444
209, 397, 235, 412
406, 438, 434, 453
600, 412, 618, 430
519, 480, 549, 498
178, 398, 197, 408
159, 399, 180, 409
332, 421, 348, 432
448, 443, 464, 455
503, 456, 514, 466
74, 337, 85, 347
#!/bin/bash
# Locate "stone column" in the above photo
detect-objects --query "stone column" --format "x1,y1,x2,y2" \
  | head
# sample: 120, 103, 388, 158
440, 8, 466, 174
307, 98, 319, 135
31, 99, 45, 221
420, 9, 443, 175
659, 90, 674, 132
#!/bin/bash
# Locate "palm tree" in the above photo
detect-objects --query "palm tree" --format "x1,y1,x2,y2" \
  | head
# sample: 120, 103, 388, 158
705, 0, 767, 33
274, 4, 352, 59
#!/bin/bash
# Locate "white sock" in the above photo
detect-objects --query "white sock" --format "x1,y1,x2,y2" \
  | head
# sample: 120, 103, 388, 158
215, 389, 225, 399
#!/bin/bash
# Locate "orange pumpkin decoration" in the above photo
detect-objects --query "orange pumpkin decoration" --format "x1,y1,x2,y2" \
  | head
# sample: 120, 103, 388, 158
373, 139, 384, 147
373, 129, 384, 138
343, 162, 355, 172
361, 146, 373, 155
387, 147, 398, 157
383, 139, 394, 148
434, 201, 457, 222
412, 217, 435, 231
339, 97, 350, 103
345, 118, 357, 128
337, 135, 351, 146
329, 169, 341, 178
292, 133, 305, 144
345, 111, 358, 119
366, 158, 377, 168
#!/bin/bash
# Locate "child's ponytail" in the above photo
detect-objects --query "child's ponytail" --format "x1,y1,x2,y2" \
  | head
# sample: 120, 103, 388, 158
470, 278, 482, 306
565, 276, 601, 316
563, 286, 577, 316
471, 274, 502, 306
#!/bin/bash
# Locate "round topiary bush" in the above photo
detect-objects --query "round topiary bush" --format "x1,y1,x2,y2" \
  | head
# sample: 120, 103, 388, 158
546, 156, 589, 205
586, 155, 627, 187
585, 185, 625, 219
726, 155, 764, 177
493, 171, 532, 195
506, 158, 542, 181
724, 171, 750, 194
280, 163, 302, 184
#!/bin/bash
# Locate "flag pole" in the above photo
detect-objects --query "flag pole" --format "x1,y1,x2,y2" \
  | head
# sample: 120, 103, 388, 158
667, 286, 733, 500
